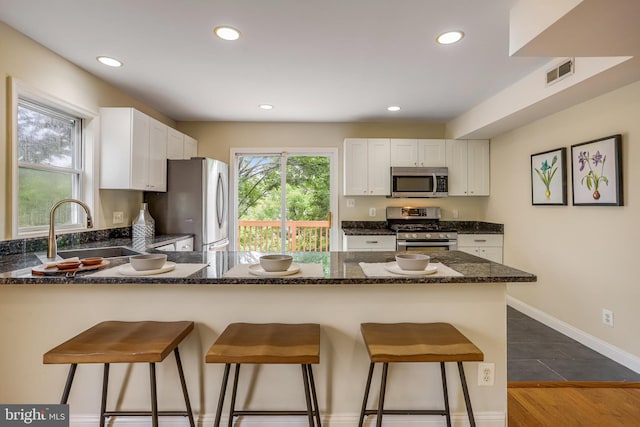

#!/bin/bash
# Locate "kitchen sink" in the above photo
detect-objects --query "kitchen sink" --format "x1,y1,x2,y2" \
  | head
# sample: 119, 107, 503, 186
57, 246, 144, 259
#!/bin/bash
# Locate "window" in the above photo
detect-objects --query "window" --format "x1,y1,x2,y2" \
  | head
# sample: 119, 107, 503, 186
16, 98, 84, 234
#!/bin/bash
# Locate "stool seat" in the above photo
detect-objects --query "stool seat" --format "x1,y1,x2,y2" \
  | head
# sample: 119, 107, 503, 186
361, 322, 484, 363
206, 323, 320, 364
44, 321, 194, 364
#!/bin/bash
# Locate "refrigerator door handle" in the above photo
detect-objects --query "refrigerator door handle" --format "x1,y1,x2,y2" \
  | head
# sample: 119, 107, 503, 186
216, 172, 225, 228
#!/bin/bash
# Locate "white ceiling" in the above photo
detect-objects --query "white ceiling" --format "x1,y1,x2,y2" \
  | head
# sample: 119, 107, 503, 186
0, 0, 550, 123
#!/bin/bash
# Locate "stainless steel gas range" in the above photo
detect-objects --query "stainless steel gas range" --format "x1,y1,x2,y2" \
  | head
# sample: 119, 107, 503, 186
386, 206, 458, 252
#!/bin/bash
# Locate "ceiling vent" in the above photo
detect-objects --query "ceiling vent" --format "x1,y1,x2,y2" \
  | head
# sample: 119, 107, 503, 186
546, 58, 575, 86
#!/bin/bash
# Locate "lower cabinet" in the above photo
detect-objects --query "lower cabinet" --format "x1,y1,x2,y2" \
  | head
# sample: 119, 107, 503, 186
156, 236, 194, 252
343, 235, 396, 251
458, 234, 503, 263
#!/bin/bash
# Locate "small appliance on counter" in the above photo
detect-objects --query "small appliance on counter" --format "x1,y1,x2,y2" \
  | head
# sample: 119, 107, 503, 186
387, 206, 457, 252
145, 157, 229, 251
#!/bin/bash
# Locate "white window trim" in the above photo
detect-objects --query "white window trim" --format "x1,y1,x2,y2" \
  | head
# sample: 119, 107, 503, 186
230, 147, 339, 251
10, 77, 99, 238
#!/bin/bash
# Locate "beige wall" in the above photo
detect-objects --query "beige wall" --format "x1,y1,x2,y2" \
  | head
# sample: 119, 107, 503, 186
486, 79, 640, 358
178, 121, 489, 221
0, 22, 174, 240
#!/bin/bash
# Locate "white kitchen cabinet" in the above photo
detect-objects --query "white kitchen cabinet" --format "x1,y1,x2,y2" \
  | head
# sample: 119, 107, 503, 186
167, 128, 184, 160
100, 107, 167, 191
343, 138, 390, 196
445, 139, 490, 196
167, 129, 198, 160
390, 139, 446, 167
343, 234, 396, 251
183, 135, 198, 159
458, 234, 503, 263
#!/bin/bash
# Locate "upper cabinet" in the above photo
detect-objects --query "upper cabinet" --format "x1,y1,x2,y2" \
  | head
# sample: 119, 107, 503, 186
390, 139, 446, 167
344, 138, 390, 196
167, 128, 198, 160
100, 107, 168, 191
446, 139, 490, 196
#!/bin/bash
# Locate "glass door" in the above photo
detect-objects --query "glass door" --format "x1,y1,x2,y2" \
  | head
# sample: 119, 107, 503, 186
234, 150, 335, 252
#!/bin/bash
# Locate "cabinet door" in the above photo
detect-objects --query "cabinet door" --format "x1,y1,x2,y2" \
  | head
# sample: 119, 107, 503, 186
343, 235, 396, 251
167, 128, 184, 160
467, 139, 490, 196
368, 139, 391, 195
183, 135, 198, 159
148, 118, 167, 191
390, 139, 418, 166
445, 140, 468, 195
418, 139, 446, 166
343, 138, 369, 195
130, 109, 150, 191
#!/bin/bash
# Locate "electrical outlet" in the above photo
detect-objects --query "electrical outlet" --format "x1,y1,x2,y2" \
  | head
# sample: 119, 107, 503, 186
602, 308, 614, 327
452, 209, 459, 219
477, 362, 495, 386
346, 199, 355, 208
113, 211, 124, 224
369, 207, 376, 217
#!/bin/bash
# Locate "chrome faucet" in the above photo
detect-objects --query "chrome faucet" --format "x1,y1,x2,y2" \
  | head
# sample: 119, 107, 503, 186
47, 198, 93, 259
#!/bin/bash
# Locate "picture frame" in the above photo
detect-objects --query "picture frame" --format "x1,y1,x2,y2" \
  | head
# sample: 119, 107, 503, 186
570, 134, 623, 206
531, 147, 567, 205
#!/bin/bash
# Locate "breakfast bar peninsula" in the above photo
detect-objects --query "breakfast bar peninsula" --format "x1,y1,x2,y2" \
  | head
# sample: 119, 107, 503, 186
0, 250, 535, 426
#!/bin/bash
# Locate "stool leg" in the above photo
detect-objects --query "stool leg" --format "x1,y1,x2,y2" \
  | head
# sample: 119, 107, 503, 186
173, 348, 195, 427
358, 363, 375, 427
306, 364, 322, 427
149, 362, 159, 427
99, 364, 109, 427
60, 364, 77, 404
376, 362, 389, 427
214, 364, 231, 427
301, 365, 315, 426
440, 362, 451, 427
457, 362, 476, 427
228, 364, 241, 427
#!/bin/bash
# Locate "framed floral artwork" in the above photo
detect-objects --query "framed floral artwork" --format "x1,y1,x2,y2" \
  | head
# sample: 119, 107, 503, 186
571, 134, 623, 206
531, 147, 567, 205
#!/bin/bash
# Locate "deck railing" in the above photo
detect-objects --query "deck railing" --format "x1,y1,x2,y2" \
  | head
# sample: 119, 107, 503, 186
237, 220, 330, 252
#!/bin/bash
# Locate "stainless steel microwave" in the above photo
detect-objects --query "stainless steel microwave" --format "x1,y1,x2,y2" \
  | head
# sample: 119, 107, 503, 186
390, 166, 448, 198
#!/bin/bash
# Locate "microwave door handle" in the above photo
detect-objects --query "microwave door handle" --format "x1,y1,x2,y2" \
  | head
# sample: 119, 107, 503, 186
432, 173, 437, 195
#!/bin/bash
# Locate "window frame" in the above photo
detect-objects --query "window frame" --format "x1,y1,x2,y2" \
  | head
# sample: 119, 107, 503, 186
10, 77, 99, 238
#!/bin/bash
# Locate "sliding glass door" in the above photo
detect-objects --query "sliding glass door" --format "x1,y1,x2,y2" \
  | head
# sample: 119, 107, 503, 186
233, 149, 337, 252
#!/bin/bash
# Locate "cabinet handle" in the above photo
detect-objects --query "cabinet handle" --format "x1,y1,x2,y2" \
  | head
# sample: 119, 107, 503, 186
366, 240, 379, 244
474, 239, 487, 243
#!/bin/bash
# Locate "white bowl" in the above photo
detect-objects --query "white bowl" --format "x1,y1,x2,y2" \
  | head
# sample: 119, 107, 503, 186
395, 254, 430, 271
129, 254, 167, 271
259, 254, 293, 272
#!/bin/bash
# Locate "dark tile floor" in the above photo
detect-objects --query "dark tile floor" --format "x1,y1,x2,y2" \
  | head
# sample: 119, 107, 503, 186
507, 306, 640, 382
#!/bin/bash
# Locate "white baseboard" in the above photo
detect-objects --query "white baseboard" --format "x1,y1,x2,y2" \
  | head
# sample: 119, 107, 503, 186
70, 411, 506, 427
507, 296, 640, 374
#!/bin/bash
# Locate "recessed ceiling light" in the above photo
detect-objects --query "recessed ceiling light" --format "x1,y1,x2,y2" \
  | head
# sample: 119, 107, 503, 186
436, 31, 464, 45
214, 26, 241, 41
259, 104, 274, 110
387, 106, 401, 112
96, 56, 123, 67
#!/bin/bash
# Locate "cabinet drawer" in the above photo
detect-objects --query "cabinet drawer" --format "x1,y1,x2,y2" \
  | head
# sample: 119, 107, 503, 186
458, 234, 503, 247
344, 235, 396, 251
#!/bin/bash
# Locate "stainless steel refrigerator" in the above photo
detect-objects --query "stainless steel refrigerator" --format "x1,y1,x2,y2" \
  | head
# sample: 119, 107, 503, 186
145, 157, 229, 251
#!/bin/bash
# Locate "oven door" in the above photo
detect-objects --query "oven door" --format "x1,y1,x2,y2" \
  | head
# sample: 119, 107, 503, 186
397, 240, 457, 252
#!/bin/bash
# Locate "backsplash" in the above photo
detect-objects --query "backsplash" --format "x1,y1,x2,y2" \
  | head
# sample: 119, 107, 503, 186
0, 227, 132, 256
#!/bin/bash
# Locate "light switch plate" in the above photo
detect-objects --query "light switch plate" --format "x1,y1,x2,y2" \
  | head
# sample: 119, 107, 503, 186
113, 211, 124, 224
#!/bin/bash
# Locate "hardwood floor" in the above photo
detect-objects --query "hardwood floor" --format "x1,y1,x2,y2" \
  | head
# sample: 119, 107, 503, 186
508, 382, 640, 426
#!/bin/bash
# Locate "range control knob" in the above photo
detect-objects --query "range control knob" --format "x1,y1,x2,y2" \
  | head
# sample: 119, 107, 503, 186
412, 233, 418, 239
425, 234, 432, 239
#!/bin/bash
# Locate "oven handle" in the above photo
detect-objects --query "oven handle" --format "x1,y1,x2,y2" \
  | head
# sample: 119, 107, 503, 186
397, 241, 457, 248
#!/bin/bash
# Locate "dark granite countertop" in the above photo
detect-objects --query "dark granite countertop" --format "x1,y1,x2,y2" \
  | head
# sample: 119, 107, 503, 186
342, 220, 504, 235
0, 249, 535, 285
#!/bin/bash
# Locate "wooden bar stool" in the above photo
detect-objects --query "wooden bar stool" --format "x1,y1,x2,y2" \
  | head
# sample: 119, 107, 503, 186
206, 323, 321, 427
358, 322, 484, 427
43, 321, 196, 427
